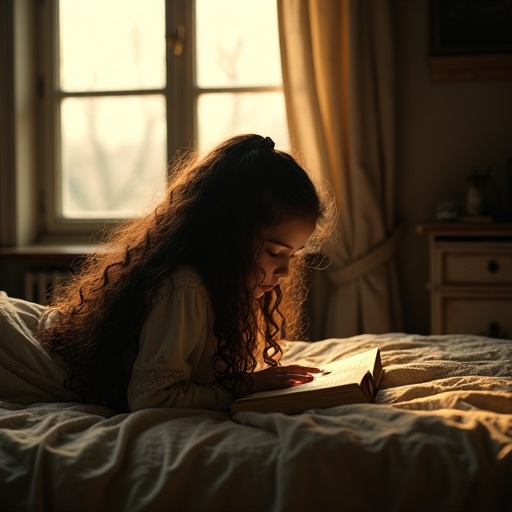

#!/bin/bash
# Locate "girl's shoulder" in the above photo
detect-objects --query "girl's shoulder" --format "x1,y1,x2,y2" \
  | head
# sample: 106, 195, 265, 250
158, 265, 210, 305
169, 265, 205, 289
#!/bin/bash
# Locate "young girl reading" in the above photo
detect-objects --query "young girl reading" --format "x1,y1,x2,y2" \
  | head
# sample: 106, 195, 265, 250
1, 134, 333, 412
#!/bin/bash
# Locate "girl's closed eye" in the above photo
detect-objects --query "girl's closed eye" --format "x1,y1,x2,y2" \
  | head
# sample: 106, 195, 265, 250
267, 250, 279, 257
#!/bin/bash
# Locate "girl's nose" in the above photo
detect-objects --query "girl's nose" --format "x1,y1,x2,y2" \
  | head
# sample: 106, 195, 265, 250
275, 260, 290, 277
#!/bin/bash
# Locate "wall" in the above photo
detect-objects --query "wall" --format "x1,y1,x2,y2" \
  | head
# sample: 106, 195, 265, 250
393, 0, 512, 335
0, 0, 38, 247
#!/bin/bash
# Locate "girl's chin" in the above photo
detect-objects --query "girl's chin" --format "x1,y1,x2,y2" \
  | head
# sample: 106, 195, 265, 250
253, 286, 274, 298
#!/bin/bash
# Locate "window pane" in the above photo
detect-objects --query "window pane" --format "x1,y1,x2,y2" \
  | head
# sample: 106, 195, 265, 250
195, 0, 283, 88
61, 96, 167, 218
59, 0, 165, 91
197, 92, 289, 150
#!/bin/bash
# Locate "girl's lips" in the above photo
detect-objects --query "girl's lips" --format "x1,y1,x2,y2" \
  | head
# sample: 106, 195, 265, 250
261, 285, 275, 293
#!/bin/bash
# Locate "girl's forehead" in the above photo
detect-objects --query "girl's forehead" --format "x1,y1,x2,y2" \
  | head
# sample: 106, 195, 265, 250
260, 218, 316, 250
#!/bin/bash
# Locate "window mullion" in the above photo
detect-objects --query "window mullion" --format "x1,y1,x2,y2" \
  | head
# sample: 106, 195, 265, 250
56, 89, 167, 99
166, 0, 195, 160
196, 85, 283, 95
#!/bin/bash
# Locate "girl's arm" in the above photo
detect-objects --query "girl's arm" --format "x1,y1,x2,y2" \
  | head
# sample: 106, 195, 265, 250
127, 269, 233, 412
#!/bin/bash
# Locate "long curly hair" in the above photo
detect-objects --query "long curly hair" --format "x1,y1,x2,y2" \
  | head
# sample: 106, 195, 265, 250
38, 134, 333, 410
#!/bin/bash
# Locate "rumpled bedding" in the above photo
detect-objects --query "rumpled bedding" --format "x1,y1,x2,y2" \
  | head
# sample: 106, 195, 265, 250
1, 333, 512, 512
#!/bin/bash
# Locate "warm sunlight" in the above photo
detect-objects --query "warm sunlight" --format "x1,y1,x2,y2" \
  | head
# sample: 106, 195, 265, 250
58, 0, 287, 218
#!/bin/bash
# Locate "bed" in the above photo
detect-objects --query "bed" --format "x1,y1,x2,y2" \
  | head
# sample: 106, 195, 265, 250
1, 325, 512, 511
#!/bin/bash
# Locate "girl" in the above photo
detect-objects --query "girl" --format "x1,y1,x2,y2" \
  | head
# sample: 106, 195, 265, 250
32, 134, 333, 412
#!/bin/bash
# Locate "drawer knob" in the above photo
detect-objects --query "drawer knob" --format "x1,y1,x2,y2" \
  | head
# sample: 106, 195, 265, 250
487, 260, 500, 274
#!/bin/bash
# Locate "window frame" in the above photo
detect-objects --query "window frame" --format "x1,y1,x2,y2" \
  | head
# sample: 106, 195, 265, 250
37, 0, 285, 241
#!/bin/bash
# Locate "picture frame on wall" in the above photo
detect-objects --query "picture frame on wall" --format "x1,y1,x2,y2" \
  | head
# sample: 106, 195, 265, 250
428, 0, 512, 82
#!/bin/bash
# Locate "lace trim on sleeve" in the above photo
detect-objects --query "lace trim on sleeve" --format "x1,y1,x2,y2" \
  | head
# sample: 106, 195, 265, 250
127, 366, 190, 398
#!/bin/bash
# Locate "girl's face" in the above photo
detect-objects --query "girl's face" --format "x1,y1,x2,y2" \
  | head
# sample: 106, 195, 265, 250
251, 217, 316, 299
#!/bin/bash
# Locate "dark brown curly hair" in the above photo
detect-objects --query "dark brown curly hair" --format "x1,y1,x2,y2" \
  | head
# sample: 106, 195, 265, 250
38, 134, 333, 410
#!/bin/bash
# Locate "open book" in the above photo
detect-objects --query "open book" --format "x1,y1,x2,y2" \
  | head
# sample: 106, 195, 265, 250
231, 347, 383, 415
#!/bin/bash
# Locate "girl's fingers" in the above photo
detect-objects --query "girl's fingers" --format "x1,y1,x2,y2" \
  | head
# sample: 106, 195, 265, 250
279, 365, 322, 375
250, 365, 324, 393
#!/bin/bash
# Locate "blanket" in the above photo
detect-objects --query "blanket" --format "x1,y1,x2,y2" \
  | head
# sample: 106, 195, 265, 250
0, 298, 511, 511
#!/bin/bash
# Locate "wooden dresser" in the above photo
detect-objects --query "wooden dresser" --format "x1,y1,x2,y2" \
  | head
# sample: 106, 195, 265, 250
417, 223, 512, 339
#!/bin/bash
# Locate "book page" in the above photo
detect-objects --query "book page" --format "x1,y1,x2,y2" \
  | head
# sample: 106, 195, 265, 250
320, 348, 379, 376
240, 349, 379, 400
311, 367, 367, 387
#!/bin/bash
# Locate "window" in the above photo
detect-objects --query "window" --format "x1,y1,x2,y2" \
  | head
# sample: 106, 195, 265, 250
39, 0, 288, 237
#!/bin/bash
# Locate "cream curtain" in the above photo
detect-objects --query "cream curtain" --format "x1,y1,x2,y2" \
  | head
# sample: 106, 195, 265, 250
278, 0, 403, 339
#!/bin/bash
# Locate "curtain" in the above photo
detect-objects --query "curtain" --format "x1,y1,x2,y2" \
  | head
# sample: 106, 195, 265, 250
278, 0, 403, 340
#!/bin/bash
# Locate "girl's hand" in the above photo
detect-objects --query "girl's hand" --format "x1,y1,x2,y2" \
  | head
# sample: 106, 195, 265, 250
249, 365, 323, 394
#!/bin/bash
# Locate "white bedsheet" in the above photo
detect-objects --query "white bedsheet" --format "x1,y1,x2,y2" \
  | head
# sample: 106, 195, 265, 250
1, 333, 512, 512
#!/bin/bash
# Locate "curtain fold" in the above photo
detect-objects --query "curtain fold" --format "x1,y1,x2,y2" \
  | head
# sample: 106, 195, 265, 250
278, 0, 403, 340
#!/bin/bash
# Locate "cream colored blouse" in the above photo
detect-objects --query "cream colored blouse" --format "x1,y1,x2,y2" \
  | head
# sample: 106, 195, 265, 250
127, 266, 234, 412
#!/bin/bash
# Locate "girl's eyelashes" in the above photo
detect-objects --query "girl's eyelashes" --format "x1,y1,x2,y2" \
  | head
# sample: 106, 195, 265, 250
265, 248, 301, 259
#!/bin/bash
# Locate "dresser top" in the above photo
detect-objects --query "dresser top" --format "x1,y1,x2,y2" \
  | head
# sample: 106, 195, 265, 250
417, 222, 512, 237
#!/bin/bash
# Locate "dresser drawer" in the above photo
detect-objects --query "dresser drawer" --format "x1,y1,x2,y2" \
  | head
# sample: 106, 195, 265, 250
441, 250, 512, 285
439, 296, 512, 338
419, 223, 512, 340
